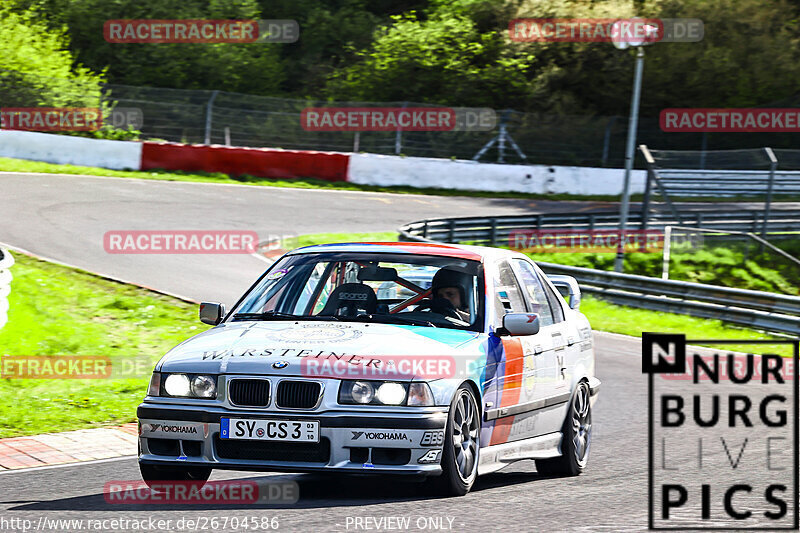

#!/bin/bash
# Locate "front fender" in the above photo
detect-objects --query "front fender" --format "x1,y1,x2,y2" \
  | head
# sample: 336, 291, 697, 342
426, 378, 483, 408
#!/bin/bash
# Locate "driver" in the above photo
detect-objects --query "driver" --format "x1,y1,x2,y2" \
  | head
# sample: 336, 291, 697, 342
430, 268, 471, 322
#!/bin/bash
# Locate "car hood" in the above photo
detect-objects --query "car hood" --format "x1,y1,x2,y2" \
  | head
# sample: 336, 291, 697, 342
156, 320, 484, 380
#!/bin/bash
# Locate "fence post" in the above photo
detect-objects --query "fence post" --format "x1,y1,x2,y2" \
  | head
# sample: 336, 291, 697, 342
601, 116, 617, 167
204, 90, 219, 145
661, 225, 672, 280
699, 133, 707, 169
395, 102, 407, 155
639, 145, 654, 229
490, 218, 498, 246
448, 219, 455, 243
762, 147, 778, 243
353, 132, 360, 152
497, 112, 507, 163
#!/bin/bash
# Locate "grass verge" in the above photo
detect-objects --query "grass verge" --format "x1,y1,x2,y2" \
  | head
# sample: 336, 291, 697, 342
0, 232, 791, 437
0, 253, 200, 438
0, 156, 623, 201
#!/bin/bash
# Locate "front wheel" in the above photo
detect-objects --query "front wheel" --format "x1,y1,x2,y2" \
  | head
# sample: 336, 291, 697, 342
139, 463, 212, 489
428, 384, 480, 496
535, 380, 592, 476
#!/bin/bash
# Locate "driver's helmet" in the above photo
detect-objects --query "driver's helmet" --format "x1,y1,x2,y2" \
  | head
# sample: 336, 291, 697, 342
430, 268, 471, 310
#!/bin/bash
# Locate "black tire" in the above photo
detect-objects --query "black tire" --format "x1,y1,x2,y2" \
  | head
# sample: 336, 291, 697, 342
535, 381, 592, 477
428, 384, 480, 496
139, 462, 212, 489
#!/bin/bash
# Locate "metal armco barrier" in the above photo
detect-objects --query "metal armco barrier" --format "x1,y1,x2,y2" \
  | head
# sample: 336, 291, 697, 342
398, 209, 800, 246
399, 214, 800, 336
537, 262, 800, 336
0, 248, 13, 330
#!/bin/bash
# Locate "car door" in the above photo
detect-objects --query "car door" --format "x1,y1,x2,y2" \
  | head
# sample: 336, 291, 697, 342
510, 258, 571, 434
537, 268, 584, 391
485, 259, 557, 445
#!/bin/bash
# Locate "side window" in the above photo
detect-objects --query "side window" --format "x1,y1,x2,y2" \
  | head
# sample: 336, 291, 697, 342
512, 259, 555, 327
494, 260, 527, 314
540, 275, 566, 323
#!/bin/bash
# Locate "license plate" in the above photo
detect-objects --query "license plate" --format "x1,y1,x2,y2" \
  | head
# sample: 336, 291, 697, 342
220, 418, 319, 442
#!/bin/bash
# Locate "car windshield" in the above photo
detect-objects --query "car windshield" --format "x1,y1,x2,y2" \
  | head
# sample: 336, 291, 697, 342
231, 252, 484, 331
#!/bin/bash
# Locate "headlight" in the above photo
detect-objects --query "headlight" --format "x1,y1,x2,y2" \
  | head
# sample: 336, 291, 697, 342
376, 382, 406, 405
351, 381, 375, 404
339, 381, 429, 406
164, 374, 191, 396
161, 373, 217, 399
191, 375, 217, 398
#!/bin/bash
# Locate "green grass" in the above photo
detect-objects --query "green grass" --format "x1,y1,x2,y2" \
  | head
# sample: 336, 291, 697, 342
0, 254, 203, 438
580, 295, 793, 357
295, 231, 398, 247
0, 231, 792, 437
0, 156, 624, 201
523, 241, 800, 296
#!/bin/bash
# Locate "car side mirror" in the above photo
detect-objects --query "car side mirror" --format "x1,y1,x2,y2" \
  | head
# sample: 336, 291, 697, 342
548, 274, 581, 310
501, 313, 540, 336
200, 302, 225, 325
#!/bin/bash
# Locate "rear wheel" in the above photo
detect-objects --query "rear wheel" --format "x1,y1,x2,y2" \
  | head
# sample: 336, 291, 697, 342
428, 384, 480, 496
535, 381, 592, 476
139, 463, 212, 489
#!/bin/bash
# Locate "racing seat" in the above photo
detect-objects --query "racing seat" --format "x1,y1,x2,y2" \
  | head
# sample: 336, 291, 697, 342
318, 283, 378, 316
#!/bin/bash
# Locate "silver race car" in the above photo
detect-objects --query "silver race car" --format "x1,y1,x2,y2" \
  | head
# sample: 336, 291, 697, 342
138, 242, 599, 495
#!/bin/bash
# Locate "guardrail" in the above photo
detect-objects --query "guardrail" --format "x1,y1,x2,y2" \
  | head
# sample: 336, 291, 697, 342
0, 248, 13, 330
398, 209, 800, 246
399, 213, 800, 336
537, 262, 800, 336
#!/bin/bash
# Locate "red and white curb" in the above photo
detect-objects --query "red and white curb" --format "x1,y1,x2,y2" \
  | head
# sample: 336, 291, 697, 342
0, 423, 137, 470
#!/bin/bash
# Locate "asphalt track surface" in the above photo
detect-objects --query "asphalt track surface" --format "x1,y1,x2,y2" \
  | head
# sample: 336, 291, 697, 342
1, 172, 795, 532
0, 172, 620, 307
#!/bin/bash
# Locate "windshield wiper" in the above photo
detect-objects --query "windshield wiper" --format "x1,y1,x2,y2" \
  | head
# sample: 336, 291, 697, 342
232, 311, 333, 321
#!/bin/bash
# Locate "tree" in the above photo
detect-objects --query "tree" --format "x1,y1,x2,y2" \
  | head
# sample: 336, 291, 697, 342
0, 7, 104, 107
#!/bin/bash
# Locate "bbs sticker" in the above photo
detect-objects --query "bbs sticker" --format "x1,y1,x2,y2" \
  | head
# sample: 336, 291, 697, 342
420, 431, 444, 446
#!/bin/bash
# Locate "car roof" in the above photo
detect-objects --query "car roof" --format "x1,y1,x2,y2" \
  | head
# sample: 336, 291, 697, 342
287, 241, 520, 262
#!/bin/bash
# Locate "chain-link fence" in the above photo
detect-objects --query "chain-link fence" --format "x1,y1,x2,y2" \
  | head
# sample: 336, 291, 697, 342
4, 67, 800, 167
639, 145, 800, 236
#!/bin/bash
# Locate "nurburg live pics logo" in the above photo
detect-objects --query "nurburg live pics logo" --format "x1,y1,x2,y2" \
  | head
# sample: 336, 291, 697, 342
643, 333, 800, 530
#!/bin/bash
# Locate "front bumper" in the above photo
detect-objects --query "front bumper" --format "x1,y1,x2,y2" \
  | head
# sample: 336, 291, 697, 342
137, 402, 448, 476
